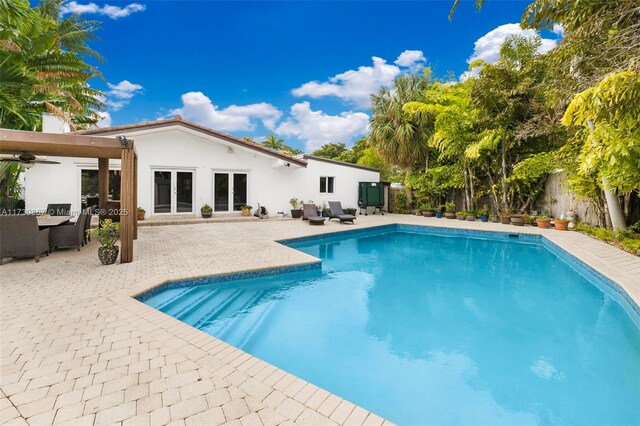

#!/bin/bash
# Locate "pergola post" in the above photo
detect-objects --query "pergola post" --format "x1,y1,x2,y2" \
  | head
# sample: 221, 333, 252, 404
98, 158, 109, 221
133, 154, 138, 240
120, 146, 135, 263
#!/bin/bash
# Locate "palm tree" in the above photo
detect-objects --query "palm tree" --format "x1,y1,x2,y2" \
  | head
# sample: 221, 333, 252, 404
369, 74, 432, 206
262, 135, 284, 150
0, 0, 103, 130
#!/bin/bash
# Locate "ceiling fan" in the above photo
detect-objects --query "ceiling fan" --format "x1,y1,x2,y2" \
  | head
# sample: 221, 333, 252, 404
0, 152, 60, 165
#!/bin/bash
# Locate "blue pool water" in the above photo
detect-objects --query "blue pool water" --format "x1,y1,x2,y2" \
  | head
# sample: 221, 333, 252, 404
141, 226, 640, 425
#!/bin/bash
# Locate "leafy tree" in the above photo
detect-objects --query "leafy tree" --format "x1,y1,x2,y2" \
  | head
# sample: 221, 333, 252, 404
561, 70, 640, 229
336, 137, 368, 164
0, 0, 104, 130
260, 134, 302, 155
370, 74, 434, 206
468, 35, 552, 213
312, 143, 347, 159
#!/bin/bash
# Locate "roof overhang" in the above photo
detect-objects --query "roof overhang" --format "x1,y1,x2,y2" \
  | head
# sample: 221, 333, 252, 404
0, 128, 130, 159
78, 119, 307, 167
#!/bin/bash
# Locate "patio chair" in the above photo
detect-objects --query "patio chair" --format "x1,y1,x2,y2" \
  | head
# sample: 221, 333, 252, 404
83, 208, 93, 243
0, 215, 50, 263
303, 204, 325, 226
46, 203, 71, 216
328, 201, 357, 224
49, 210, 88, 251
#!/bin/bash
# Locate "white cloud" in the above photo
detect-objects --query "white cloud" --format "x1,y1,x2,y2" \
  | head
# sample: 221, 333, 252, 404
170, 92, 283, 132
97, 111, 111, 128
460, 23, 559, 80
104, 80, 143, 111
275, 102, 370, 152
552, 24, 564, 37
394, 50, 426, 70
291, 50, 425, 108
60, 1, 146, 19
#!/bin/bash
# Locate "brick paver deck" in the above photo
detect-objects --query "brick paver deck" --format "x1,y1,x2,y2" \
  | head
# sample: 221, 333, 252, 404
1, 215, 638, 425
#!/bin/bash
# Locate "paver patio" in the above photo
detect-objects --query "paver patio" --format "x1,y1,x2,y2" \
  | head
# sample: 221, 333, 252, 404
1, 214, 638, 425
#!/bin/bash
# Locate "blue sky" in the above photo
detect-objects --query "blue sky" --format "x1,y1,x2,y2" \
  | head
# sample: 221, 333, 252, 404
62, 0, 562, 152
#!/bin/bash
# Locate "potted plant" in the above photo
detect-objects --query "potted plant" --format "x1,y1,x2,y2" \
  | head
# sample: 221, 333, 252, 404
510, 214, 526, 226
456, 211, 465, 220
201, 204, 213, 218
500, 209, 512, 224
421, 203, 435, 217
320, 202, 330, 217
90, 219, 120, 265
554, 217, 570, 231
465, 210, 476, 221
289, 198, 303, 219
435, 205, 444, 218
490, 214, 500, 223
344, 207, 357, 215
444, 202, 456, 219
137, 207, 145, 221
240, 205, 252, 217
536, 215, 551, 229
413, 207, 423, 216
477, 205, 489, 222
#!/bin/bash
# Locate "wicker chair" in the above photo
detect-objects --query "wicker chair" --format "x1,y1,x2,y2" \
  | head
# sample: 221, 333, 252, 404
302, 204, 325, 225
328, 201, 356, 224
46, 203, 71, 216
0, 215, 50, 263
49, 210, 88, 251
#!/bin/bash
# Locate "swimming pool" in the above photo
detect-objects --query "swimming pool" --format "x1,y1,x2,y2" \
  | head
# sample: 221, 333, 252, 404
139, 225, 640, 425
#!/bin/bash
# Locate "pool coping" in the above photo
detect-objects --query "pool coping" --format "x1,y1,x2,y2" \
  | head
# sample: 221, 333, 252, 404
117, 221, 640, 425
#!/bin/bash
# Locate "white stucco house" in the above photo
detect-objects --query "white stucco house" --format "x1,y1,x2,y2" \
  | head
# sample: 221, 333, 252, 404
22, 115, 380, 218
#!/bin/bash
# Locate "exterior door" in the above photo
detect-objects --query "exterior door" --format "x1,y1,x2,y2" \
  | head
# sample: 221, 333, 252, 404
213, 172, 247, 212
153, 170, 194, 214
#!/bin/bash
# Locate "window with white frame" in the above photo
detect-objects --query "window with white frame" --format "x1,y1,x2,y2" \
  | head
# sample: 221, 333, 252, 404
320, 176, 335, 194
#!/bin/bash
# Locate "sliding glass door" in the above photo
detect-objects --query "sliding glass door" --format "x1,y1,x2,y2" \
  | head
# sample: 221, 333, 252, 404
153, 169, 194, 214
213, 171, 247, 213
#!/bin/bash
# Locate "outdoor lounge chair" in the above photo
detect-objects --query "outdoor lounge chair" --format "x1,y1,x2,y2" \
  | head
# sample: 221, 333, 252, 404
328, 201, 357, 224
0, 215, 50, 263
49, 210, 88, 251
303, 204, 325, 225
46, 203, 71, 216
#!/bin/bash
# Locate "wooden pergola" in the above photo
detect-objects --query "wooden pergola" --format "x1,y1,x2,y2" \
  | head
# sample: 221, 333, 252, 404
0, 129, 138, 263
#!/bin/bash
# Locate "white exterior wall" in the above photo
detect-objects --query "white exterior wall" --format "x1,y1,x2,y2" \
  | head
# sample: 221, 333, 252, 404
291, 158, 379, 212
23, 124, 380, 217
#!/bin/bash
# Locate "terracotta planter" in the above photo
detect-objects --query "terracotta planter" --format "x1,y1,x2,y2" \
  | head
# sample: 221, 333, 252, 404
456, 214, 465, 220
413, 210, 423, 216
423, 210, 435, 217
98, 246, 119, 265
511, 216, 526, 226
536, 219, 551, 229
501, 216, 511, 224
466, 214, 476, 221
241, 208, 251, 217
201, 210, 212, 218
137, 211, 145, 221
554, 219, 569, 231
290, 209, 302, 219
444, 212, 456, 219
490, 215, 500, 223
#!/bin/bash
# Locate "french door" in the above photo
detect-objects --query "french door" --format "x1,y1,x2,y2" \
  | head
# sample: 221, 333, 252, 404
153, 169, 194, 214
213, 171, 247, 212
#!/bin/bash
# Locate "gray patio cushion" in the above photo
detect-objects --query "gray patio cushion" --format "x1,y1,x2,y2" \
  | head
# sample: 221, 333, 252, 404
0, 215, 50, 263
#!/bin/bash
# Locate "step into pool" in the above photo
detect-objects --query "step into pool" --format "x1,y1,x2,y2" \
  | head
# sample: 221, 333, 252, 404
139, 225, 640, 425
